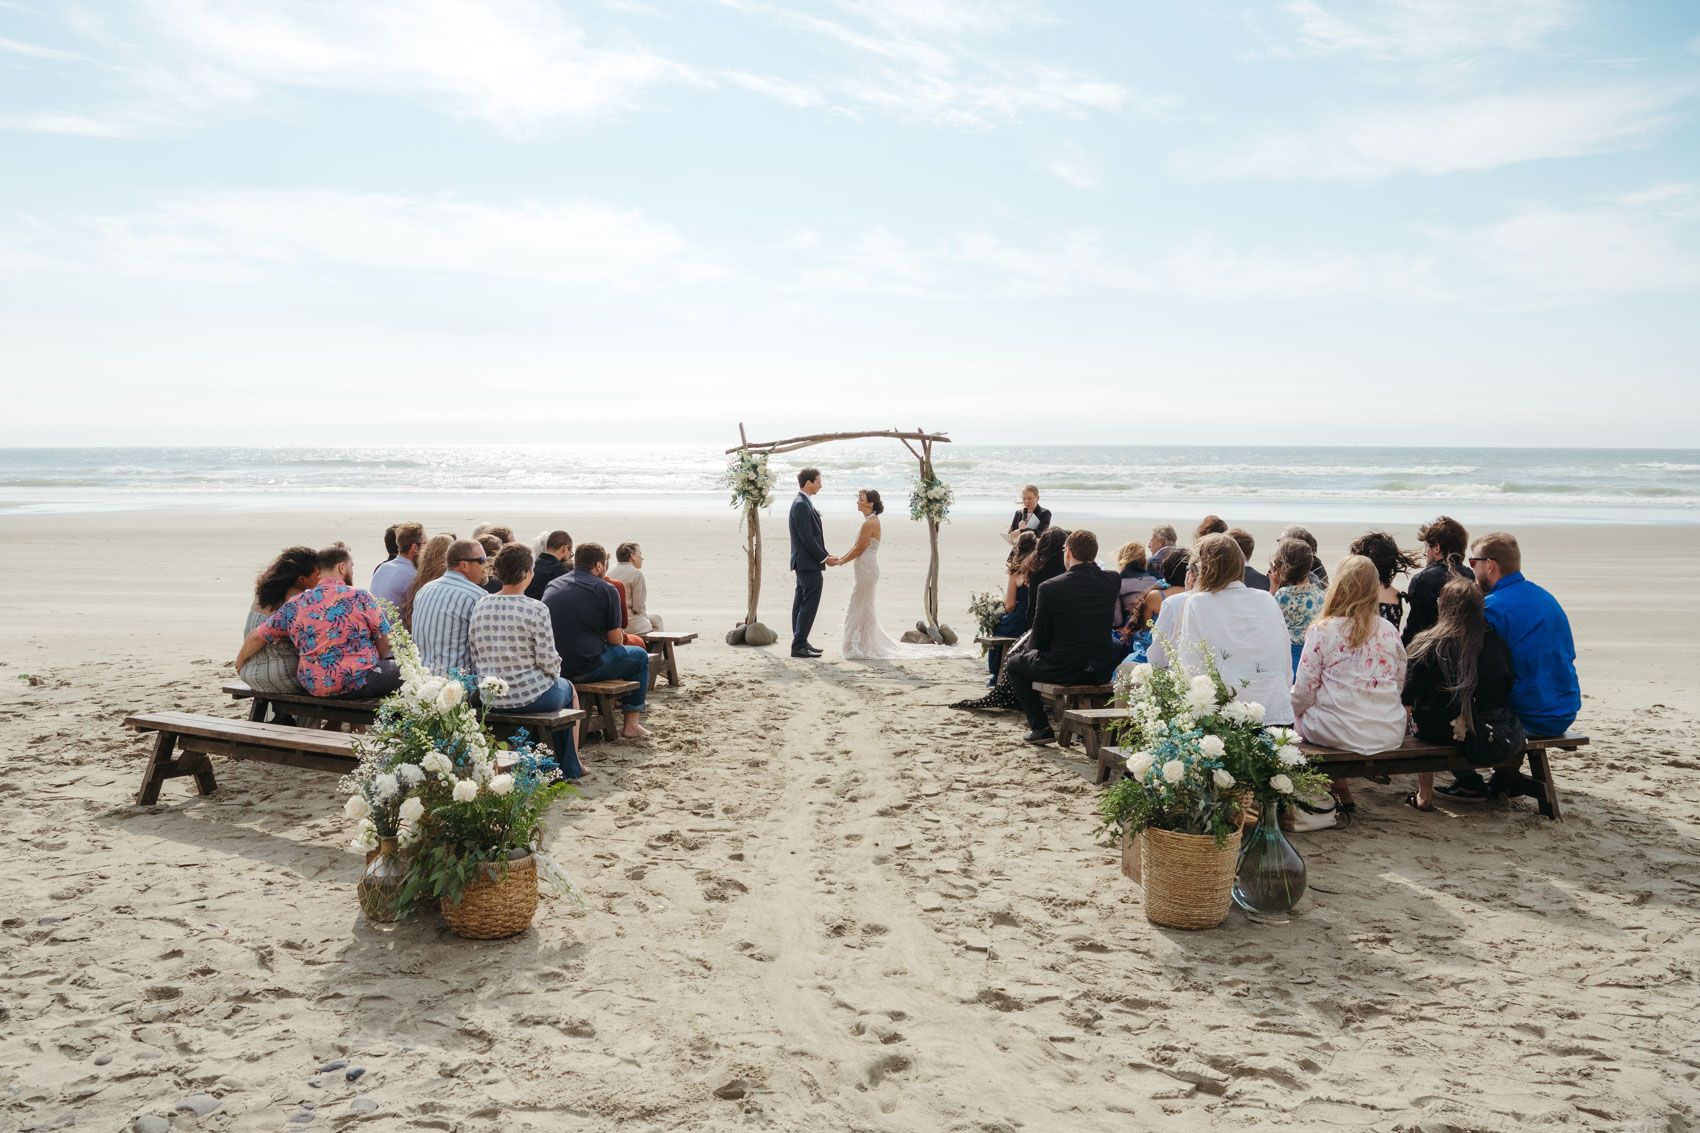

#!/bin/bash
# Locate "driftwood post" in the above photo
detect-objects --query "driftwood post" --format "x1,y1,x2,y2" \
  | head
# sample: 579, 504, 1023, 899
729, 426, 951, 639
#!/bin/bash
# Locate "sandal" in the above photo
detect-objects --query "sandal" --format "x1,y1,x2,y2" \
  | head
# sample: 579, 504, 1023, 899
1404, 792, 1434, 813
1330, 791, 1356, 827
1435, 782, 1489, 801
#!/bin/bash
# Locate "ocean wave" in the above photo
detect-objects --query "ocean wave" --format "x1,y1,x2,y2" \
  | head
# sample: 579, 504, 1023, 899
1629, 462, 1700, 472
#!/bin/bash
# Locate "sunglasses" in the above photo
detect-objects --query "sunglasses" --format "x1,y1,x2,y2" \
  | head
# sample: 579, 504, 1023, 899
456, 556, 488, 565
1467, 556, 1491, 564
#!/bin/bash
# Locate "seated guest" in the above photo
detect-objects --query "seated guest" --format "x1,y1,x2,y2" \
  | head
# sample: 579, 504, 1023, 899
476, 534, 504, 594
470, 544, 583, 780
525, 530, 573, 600
1291, 555, 1408, 815
1403, 515, 1473, 644
1230, 528, 1269, 591
1270, 538, 1325, 675
1147, 524, 1179, 571
1026, 527, 1068, 592
1403, 579, 1519, 810
543, 542, 651, 739
1008, 530, 1120, 745
1280, 524, 1328, 585
1009, 484, 1051, 541
474, 523, 516, 545
1150, 534, 1292, 726
1440, 532, 1581, 800
608, 542, 664, 636
370, 521, 424, 611
241, 545, 319, 695
986, 531, 1038, 682
1194, 514, 1228, 542
402, 534, 454, 631
1349, 531, 1420, 631
1110, 541, 1160, 661
412, 539, 489, 677
235, 544, 400, 699
1142, 548, 1194, 662
381, 524, 399, 563
1117, 546, 1187, 667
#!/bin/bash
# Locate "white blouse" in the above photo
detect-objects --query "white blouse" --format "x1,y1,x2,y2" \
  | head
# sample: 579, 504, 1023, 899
1291, 616, 1407, 755
1150, 583, 1294, 726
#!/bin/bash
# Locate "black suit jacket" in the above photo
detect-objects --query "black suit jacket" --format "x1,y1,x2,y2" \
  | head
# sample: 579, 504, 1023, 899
789, 492, 828, 573
1009, 505, 1052, 535
525, 551, 567, 600
1030, 562, 1120, 676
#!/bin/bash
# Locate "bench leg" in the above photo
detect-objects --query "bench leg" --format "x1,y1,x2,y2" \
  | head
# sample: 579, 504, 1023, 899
136, 732, 218, 805
598, 695, 621, 743
246, 696, 268, 723
1055, 698, 1077, 748
1526, 749, 1563, 820
663, 642, 682, 688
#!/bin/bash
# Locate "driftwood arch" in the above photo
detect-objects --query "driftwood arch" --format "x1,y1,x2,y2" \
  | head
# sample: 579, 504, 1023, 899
729, 424, 951, 640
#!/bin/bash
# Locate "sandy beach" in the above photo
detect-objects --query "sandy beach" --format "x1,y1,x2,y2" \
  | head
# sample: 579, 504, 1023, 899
3, 505, 1698, 1132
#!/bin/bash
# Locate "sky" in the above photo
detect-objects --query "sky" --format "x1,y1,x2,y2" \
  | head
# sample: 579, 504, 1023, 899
1, 0, 1697, 447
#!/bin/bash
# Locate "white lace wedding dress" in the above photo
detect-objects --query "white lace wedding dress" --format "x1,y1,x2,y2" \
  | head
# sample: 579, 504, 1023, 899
842, 539, 904, 659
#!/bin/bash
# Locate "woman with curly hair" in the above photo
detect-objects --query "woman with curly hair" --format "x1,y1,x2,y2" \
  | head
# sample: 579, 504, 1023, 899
240, 545, 320, 695
1349, 530, 1421, 631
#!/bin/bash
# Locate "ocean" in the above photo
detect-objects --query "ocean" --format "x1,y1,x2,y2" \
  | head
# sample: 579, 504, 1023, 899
1, 444, 1696, 524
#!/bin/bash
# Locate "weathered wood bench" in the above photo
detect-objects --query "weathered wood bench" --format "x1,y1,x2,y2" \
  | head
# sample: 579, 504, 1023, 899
640, 630, 698, 689
127, 711, 357, 805
573, 679, 642, 741
222, 680, 585, 738
1085, 709, 1587, 819
1033, 682, 1116, 748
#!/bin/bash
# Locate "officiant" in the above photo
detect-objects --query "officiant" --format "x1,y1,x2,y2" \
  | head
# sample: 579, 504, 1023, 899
1009, 485, 1052, 540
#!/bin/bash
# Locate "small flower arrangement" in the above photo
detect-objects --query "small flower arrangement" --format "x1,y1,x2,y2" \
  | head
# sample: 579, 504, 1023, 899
1098, 645, 1329, 846
339, 615, 579, 919
724, 448, 775, 511
967, 591, 1006, 637
909, 473, 952, 523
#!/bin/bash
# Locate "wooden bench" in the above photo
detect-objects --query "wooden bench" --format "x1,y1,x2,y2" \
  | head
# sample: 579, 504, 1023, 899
222, 680, 585, 739
127, 711, 357, 805
974, 634, 1018, 654
1086, 710, 1587, 819
1032, 682, 1116, 748
640, 630, 698, 689
573, 679, 642, 741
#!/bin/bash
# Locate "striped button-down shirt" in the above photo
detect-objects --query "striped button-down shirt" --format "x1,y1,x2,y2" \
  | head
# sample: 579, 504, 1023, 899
412, 571, 486, 677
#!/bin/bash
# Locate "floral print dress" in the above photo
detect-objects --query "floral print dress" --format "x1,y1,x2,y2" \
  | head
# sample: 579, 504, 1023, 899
1291, 615, 1408, 755
258, 582, 391, 696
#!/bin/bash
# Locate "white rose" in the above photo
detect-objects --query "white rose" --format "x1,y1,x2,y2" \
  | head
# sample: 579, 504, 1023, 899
489, 774, 515, 797
1271, 774, 1294, 795
398, 796, 425, 825
1199, 735, 1226, 759
452, 779, 478, 803
348, 818, 377, 853
1126, 750, 1155, 778
437, 682, 465, 709
343, 793, 371, 820
373, 772, 399, 801
421, 751, 454, 779
1212, 768, 1234, 789
1238, 700, 1266, 724
1161, 759, 1187, 785
397, 763, 425, 787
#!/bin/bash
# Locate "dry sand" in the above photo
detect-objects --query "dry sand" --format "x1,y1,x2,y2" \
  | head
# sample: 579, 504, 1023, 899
2, 505, 1698, 1132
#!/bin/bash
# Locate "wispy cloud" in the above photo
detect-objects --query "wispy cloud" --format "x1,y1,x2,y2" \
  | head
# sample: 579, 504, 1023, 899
1046, 144, 1102, 190
0, 191, 716, 287
1455, 204, 1700, 295
0, 34, 95, 61
1174, 85, 1682, 180
1281, 0, 1575, 61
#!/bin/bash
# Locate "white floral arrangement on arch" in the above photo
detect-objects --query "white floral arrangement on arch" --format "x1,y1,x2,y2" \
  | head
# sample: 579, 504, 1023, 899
339, 611, 579, 917
909, 472, 953, 523
724, 449, 775, 511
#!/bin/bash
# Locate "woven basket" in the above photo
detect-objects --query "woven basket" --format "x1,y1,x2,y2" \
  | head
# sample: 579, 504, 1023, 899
440, 855, 538, 939
1139, 826, 1241, 930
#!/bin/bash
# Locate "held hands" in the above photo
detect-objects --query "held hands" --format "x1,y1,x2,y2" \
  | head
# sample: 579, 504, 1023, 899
825, 555, 842, 567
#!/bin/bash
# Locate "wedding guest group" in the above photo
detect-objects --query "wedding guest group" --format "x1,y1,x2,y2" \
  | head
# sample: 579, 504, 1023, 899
968, 511, 1581, 820
235, 516, 671, 772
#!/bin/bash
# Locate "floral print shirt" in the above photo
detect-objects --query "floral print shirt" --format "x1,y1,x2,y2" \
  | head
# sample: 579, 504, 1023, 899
1291, 615, 1408, 754
258, 581, 391, 696
1274, 581, 1327, 646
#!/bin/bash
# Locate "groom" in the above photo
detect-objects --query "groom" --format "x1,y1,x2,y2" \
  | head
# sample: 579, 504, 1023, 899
788, 467, 838, 658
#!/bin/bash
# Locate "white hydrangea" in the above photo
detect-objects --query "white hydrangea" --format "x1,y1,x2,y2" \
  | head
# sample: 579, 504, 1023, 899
1128, 663, 1154, 687
343, 793, 371, 821
1162, 759, 1187, 785
452, 779, 478, 803
1212, 768, 1235, 790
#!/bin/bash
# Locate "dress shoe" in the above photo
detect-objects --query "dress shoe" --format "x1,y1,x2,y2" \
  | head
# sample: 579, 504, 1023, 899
790, 649, 819, 659
1023, 727, 1056, 746
804, 646, 824, 657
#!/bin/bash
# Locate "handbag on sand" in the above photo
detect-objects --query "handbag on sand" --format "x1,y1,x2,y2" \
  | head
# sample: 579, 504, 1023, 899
1281, 786, 1338, 832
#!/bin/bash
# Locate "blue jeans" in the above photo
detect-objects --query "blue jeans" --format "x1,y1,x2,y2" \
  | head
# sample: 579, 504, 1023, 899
576, 645, 649, 712
508, 677, 581, 780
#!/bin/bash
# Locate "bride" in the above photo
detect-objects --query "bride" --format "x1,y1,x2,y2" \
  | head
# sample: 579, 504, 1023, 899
839, 489, 906, 660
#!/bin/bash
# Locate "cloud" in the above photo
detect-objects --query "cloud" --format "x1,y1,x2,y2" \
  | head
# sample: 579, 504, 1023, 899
0, 35, 96, 62
1281, 0, 1574, 61
1616, 182, 1700, 218
1046, 145, 1102, 190
1458, 205, 1700, 294
0, 191, 715, 287
796, 226, 942, 295
1161, 239, 1441, 300
1174, 85, 1682, 180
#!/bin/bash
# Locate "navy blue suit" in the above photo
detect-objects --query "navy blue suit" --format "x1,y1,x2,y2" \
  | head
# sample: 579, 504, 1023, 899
789, 490, 828, 651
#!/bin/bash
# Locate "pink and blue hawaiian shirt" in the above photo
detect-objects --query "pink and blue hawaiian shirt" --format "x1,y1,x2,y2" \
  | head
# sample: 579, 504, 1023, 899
258, 581, 391, 696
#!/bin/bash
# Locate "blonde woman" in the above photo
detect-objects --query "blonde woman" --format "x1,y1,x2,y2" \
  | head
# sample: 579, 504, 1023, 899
402, 533, 454, 631
1292, 554, 1409, 815
1150, 533, 1293, 726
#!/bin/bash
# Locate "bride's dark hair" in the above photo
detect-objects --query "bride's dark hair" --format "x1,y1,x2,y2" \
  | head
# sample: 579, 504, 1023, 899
860, 489, 885, 515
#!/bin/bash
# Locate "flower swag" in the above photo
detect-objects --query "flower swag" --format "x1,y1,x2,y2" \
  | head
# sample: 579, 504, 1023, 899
723, 448, 775, 512
909, 473, 953, 523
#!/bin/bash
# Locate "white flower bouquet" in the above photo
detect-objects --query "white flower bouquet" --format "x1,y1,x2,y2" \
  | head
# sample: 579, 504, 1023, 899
1098, 645, 1329, 846
909, 473, 953, 523
339, 613, 579, 917
723, 449, 775, 511
967, 590, 1006, 637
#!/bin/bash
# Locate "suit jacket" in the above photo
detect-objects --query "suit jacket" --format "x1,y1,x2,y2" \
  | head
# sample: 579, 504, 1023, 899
1029, 562, 1120, 676
1009, 505, 1052, 535
789, 491, 828, 573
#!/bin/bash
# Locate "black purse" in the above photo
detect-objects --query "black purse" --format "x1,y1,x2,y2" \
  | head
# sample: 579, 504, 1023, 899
1462, 705, 1526, 766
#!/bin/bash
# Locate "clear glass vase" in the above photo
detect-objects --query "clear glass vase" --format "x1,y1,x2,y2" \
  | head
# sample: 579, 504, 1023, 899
1233, 799, 1306, 917
357, 837, 407, 928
